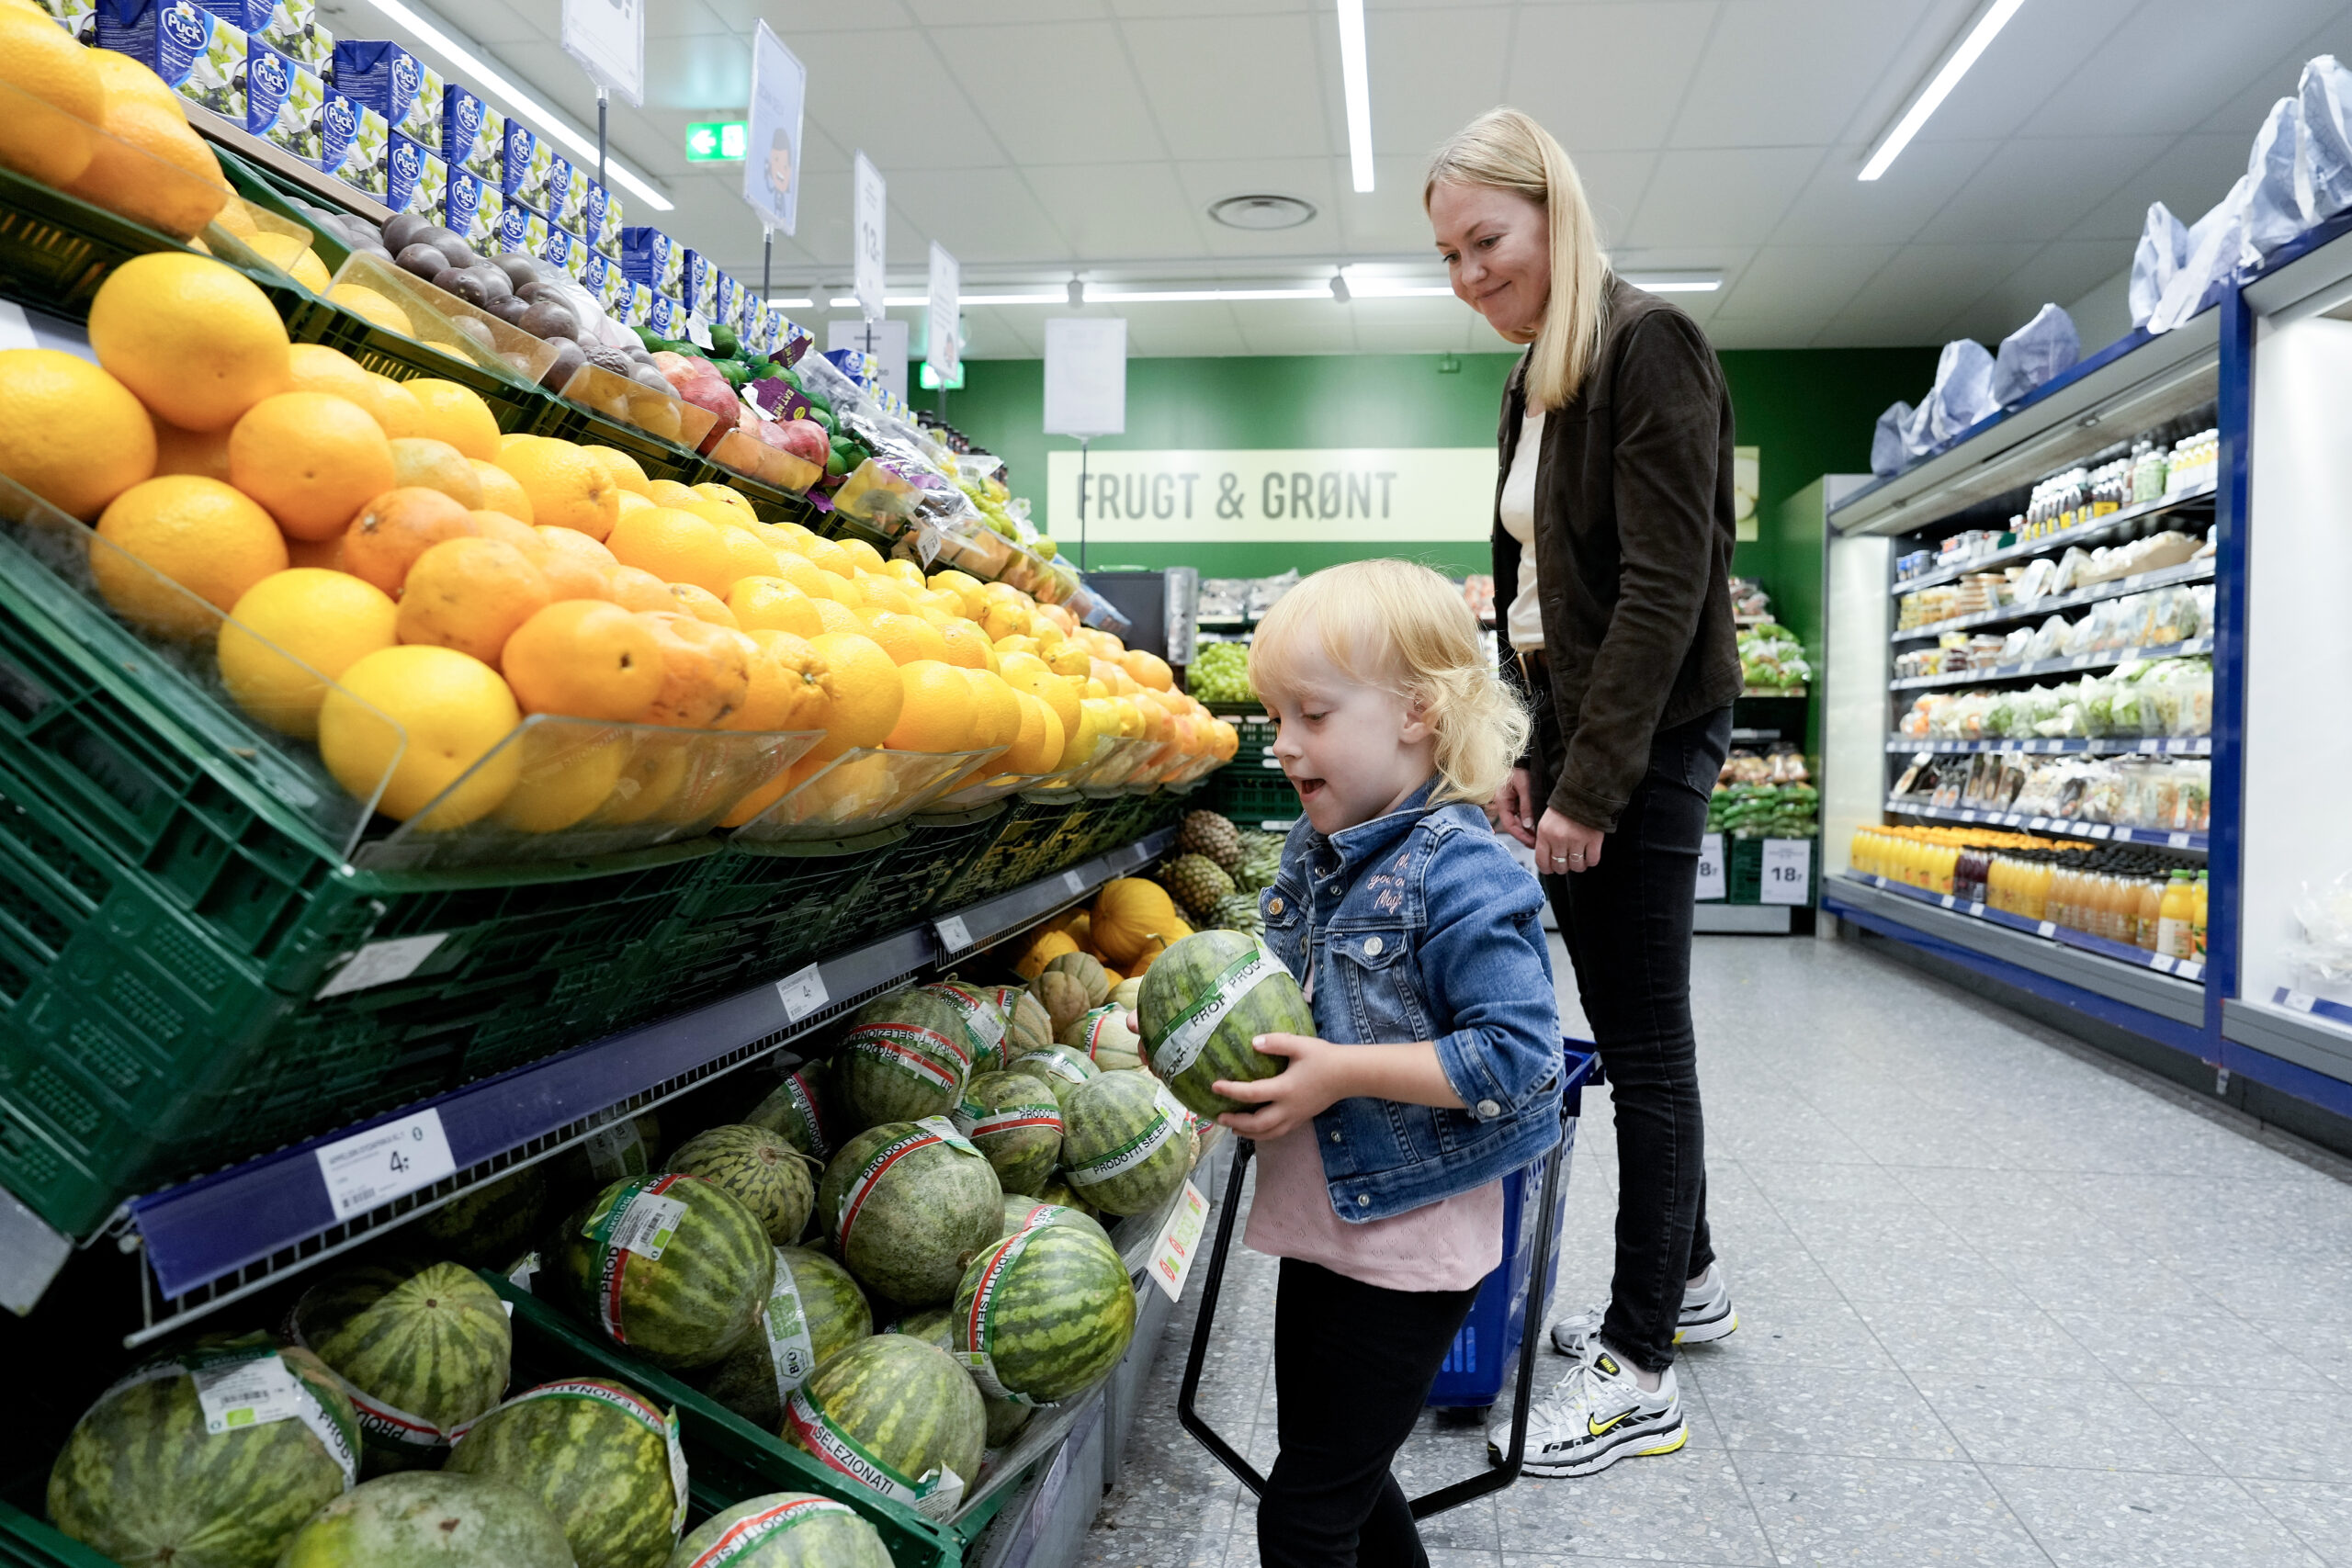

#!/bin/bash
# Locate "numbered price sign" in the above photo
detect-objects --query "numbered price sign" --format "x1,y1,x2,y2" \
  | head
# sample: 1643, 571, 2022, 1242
315, 1110, 457, 1220
853, 152, 887, 322
1759, 839, 1812, 907
1695, 833, 1726, 902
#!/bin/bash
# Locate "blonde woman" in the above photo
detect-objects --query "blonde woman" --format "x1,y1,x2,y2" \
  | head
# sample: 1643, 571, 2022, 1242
1427, 108, 1742, 1479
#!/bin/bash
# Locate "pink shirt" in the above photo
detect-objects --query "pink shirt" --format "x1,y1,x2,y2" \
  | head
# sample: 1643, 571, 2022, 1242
1245, 1123, 1502, 1292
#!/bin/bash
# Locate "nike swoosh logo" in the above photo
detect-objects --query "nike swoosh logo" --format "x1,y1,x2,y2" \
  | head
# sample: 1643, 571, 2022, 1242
1587, 1411, 1634, 1438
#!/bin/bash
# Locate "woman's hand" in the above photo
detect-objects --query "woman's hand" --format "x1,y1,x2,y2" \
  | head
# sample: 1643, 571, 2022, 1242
1214, 1033, 1349, 1140
1535, 807, 1604, 874
1493, 767, 1538, 847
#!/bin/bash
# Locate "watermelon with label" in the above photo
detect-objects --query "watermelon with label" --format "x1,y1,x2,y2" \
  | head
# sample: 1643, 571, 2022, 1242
816, 1121, 1002, 1307
1007, 1043, 1098, 1111
50, 1335, 360, 1568
557, 1113, 665, 1200
547, 1174, 775, 1370
1029, 1176, 1099, 1220
781, 1335, 984, 1517
414, 1164, 551, 1270
447, 1377, 685, 1568
887, 1309, 1033, 1448
277, 1471, 572, 1567
746, 1064, 837, 1163
955, 1221, 1136, 1403
951, 1071, 1064, 1195
663, 1492, 895, 1568
832, 990, 984, 1130
1060, 1006, 1147, 1073
998, 1194, 1114, 1249
289, 1260, 512, 1473
921, 979, 1010, 1075
1060, 1070, 1190, 1216
697, 1246, 874, 1431
1138, 931, 1305, 1118
667, 1124, 817, 1246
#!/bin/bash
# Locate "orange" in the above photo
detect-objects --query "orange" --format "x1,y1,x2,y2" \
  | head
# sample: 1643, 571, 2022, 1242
243, 232, 331, 291
803, 536, 855, 578
1120, 649, 1174, 692
388, 437, 484, 509
614, 490, 654, 519
1001, 651, 1081, 739
89, 254, 291, 431
930, 570, 986, 617
855, 574, 914, 614
64, 94, 228, 241
344, 487, 478, 595
585, 446, 650, 496
809, 597, 866, 637
604, 564, 674, 614
1210, 718, 1240, 761
328, 284, 412, 337
228, 392, 394, 540
287, 343, 381, 407
836, 537, 887, 574
668, 582, 741, 628
367, 375, 425, 439
528, 525, 615, 602
637, 611, 749, 728
1004, 693, 1066, 775
502, 599, 662, 721
401, 379, 501, 460
217, 568, 398, 739
886, 660, 977, 753
723, 629, 798, 733
0, 349, 154, 520
714, 524, 780, 592
763, 552, 832, 603
815, 570, 864, 608
646, 479, 702, 509
692, 482, 756, 521
0, 10, 100, 186
492, 726, 630, 834
1047, 642, 1091, 679
980, 597, 1033, 641
727, 577, 822, 638
394, 536, 551, 667
466, 509, 545, 558
605, 504, 733, 596
966, 669, 1024, 752
472, 459, 534, 522
939, 620, 999, 672
729, 629, 834, 735
858, 609, 952, 667
91, 476, 286, 637
319, 644, 520, 826
149, 413, 232, 485
802, 631, 903, 760
537, 526, 617, 569
495, 436, 618, 540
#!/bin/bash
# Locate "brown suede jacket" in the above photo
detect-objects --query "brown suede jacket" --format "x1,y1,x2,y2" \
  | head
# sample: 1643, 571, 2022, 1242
1494, 276, 1741, 834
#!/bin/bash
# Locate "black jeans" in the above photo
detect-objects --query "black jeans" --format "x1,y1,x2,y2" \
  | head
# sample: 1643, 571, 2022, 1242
1529, 702, 1731, 1375
1261, 1259, 1480, 1568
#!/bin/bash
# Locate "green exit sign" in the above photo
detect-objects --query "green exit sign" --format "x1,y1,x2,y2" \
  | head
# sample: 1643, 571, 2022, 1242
920, 361, 967, 389
685, 121, 748, 162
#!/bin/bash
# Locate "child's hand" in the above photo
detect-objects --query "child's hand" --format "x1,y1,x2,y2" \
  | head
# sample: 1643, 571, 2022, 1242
1213, 1033, 1349, 1140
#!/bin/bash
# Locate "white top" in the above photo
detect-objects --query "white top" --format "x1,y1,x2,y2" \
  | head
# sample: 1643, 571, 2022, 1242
1245, 1123, 1503, 1292
1498, 409, 1547, 652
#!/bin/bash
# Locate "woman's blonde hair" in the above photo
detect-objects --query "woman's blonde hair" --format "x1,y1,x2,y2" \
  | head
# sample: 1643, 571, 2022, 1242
1249, 559, 1531, 809
1424, 107, 1611, 413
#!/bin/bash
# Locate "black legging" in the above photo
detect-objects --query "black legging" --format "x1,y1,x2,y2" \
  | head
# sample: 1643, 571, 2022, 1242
1530, 703, 1730, 1375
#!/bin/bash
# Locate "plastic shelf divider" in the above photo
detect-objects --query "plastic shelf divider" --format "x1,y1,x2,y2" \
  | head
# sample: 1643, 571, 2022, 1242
1881, 798, 2207, 852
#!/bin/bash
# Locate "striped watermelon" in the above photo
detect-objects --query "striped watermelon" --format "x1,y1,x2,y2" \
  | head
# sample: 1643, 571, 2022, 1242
887, 1309, 1033, 1449
1028, 1177, 1100, 1221
815, 1121, 1002, 1308
698, 1246, 874, 1431
746, 1064, 837, 1163
557, 1113, 664, 1201
1060, 1006, 1147, 1073
951, 1071, 1064, 1195
998, 1195, 1114, 1250
664, 1493, 895, 1568
667, 1124, 817, 1246
49, 1335, 359, 1568
277, 1471, 572, 1567
1138, 931, 1306, 1118
994, 984, 1054, 1057
547, 1175, 775, 1370
832, 990, 983, 1130
782, 1336, 984, 1518
1060, 1071, 1191, 1217
955, 1222, 1136, 1403
415, 1164, 551, 1270
920, 980, 1010, 1076
447, 1378, 685, 1568
289, 1260, 512, 1472
1007, 1044, 1098, 1111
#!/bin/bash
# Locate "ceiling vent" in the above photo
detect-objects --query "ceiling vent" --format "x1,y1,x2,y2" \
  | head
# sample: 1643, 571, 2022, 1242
1208, 194, 1318, 231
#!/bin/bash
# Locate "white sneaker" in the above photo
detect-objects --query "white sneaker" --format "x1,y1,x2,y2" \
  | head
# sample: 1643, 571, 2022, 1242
1490, 1342, 1687, 1478
1547, 1264, 1737, 1359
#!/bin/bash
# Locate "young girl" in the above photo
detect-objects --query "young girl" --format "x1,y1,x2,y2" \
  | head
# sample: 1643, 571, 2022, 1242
1216, 558, 1565, 1568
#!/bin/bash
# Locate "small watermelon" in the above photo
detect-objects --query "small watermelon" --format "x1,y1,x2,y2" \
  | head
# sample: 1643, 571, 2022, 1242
277, 1471, 572, 1567
667, 1124, 817, 1246
547, 1174, 775, 1370
289, 1260, 512, 1472
998, 1194, 1114, 1251
1007, 1043, 1099, 1111
698, 1246, 874, 1430
783, 1336, 984, 1517
955, 1222, 1137, 1403
663, 1493, 895, 1568
888, 1309, 1033, 1448
414, 1165, 551, 1270
557, 1113, 664, 1197
746, 1064, 837, 1163
1137, 930, 1306, 1118
816, 1122, 1002, 1307
1060, 1071, 1190, 1217
447, 1378, 685, 1568
1061, 1005, 1146, 1072
951, 1071, 1064, 1195
920, 979, 1010, 1076
832, 990, 983, 1130
50, 1335, 359, 1568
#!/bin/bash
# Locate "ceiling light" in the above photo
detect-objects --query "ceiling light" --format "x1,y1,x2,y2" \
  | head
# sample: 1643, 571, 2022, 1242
357, 0, 673, 211
961, 292, 1063, 306
1093, 288, 1327, 303
765, 298, 816, 310
1336, 0, 1374, 194
1329, 270, 1351, 303
1859, 0, 2028, 182
1622, 271, 1723, 293
827, 296, 932, 308
1068, 276, 1086, 307
1208, 194, 1318, 231
1349, 280, 1454, 299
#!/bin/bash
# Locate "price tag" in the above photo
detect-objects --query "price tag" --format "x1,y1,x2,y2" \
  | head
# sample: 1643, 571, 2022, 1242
1694, 833, 1725, 902
2030, 818, 2049, 831
315, 1110, 457, 1219
2177, 961, 2203, 982
1147, 1180, 1210, 1303
935, 914, 974, 953
1260, 754, 1284, 769
2168, 832, 2191, 848
2036, 920, 2058, 939
1969, 902, 1985, 917
2071, 654, 2092, 670
1940, 894, 1955, 908
315, 932, 448, 999
776, 964, 828, 1024
1961, 810, 1976, 822
0, 300, 35, 352
2090, 825, 2111, 840
1759, 840, 1811, 906
190, 1348, 308, 1435
1063, 870, 1087, 897
684, 314, 715, 350
2284, 989, 2317, 1013
2151, 953, 2176, 973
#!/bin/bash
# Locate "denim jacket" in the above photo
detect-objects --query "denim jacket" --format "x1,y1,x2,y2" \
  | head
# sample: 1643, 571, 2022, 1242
1259, 778, 1563, 1223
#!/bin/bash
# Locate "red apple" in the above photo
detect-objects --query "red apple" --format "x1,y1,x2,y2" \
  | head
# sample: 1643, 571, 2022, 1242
775, 419, 830, 466
650, 351, 741, 423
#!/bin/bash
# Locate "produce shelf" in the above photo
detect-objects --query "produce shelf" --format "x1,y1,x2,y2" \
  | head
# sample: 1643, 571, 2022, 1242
1892, 636, 2214, 690
1882, 799, 2208, 852
1884, 737, 2211, 756
1834, 872, 2206, 984
1889, 481, 2218, 593
1892, 558, 2214, 643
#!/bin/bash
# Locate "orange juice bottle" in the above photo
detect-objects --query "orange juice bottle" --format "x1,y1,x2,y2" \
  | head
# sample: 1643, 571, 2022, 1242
2134, 877, 2163, 950
2157, 871, 2197, 959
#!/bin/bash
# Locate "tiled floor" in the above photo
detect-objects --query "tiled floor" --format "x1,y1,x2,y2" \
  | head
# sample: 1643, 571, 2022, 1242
1080, 932, 2352, 1568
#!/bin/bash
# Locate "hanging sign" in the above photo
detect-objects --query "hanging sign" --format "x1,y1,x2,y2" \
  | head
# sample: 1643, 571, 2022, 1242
742, 24, 807, 235
1043, 317, 1125, 438
560, 0, 644, 107
853, 152, 888, 322
1043, 447, 1494, 541
926, 242, 961, 382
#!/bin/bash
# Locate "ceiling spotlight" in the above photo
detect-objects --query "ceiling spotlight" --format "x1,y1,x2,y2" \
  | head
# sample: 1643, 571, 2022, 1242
1329, 270, 1351, 304
1067, 275, 1086, 307
1208, 194, 1318, 231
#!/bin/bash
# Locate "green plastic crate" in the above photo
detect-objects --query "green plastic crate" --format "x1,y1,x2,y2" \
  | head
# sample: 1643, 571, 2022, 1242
295, 294, 548, 434
932, 795, 1072, 909
1210, 765, 1301, 832
532, 389, 710, 487
836, 805, 1007, 953
637, 829, 899, 1017
0, 1502, 108, 1568
210, 147, 355, 275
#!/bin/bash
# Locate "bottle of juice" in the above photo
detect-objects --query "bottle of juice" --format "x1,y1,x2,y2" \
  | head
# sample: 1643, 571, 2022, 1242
2135, 876, 2164, 951
2031, 859, 2053, 921
2192, 871, 2209, 961
2157, 871, 2197, 960
2051, 867, 2077, 929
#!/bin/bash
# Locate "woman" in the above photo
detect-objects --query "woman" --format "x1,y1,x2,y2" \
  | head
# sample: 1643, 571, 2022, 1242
1425, 107, 1741, 1480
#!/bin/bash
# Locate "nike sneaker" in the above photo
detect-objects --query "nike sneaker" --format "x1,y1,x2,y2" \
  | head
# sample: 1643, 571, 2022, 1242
1548, 1263, 1737, 1359
1493, 1343, 1686, 1478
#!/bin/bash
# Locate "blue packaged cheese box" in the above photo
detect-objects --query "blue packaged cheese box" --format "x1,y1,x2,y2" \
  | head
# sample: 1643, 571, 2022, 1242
442, 85, 503, 186
499, 119, 554, 210
493, 201, 550, 262
446, 168, 502, 250
97, 0, 246, 122
541, 153, 578, 227
253, 0, 328, 70
679, 249, 713, 319
244, 38, 324, 166
540, 225, 589, 280
331, 39, 439, 149
384, 133, 445, 224
581, 181, 621, 258
621, 282, 653, 328
621, 227, 681, 300
320, 92, 385, 198
38, 1, 98, 46
645, 292, 685, 342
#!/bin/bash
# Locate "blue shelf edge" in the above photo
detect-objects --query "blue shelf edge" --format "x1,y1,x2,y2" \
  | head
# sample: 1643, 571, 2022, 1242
1881, 799, 2207, 852
1834, 874, 2205, 984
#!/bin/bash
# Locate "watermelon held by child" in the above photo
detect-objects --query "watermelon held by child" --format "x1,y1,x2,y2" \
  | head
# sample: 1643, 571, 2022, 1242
662, 1493, 896, 1568
276, 1471, 573, 1568
546, 1173, 775, 1370
288, 1258, 513, 1473
1138, 930, 1306, 1118
446, 1377, 686, 1568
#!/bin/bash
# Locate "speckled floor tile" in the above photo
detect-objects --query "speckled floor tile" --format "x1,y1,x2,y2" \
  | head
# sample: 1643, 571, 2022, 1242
1100, 1416, 1240, 1533
1076, 1527, 1232, 1568
1911, 1372, 2211, 1473
2048, 1307, 2317, 1390
1849, 1302, 2105, 1378
2237, 1478, 2352, 1565
2135, 1381, 2352, 1483
1983, 1465, 2324, 1567
1734, 1452, 2048, 1566
1495, 1455, 1775, 1563
1682, 1288, 1894, 1372
1700, 1361, 1962, 1461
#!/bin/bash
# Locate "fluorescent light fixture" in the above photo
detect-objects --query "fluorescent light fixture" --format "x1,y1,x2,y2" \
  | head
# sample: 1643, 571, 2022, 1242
1348, 280, 1454, 299
962, 292, 1063, 306
359, 0, 673, 211
1859, 0, 2028, 182
812, 283, 1464, 308
765, 298, 816, 310
1622, 272, 1723, 293
829, 296, 933, 308
1336, 0, 1374, 193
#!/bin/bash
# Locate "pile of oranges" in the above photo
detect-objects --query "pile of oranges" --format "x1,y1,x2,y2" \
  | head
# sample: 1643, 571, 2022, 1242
0, 251, 1238, 834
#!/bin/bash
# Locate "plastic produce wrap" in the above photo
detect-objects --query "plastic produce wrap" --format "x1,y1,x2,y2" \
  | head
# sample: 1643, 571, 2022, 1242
1991, 305, 2080, 407
2130, 202, 2192, 329
2247, 96, 2314, 261
1871, 400, 1914, 478
1926, 339, 1998, 446
2299, 55, 2352, 221
2149, 174, 2255, 334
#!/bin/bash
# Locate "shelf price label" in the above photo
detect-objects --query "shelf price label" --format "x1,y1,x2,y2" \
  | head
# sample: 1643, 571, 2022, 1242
1063, 870, 1087, 897
1147, 1180, 1210, 1303
1759, 840, 1811, 906
2284, 989, 2317, 1013
935, 915, 974, 954
316, 1110, 457, 1220
776, 964, 829, 1024
2036, 920, 2058, 939
1695, 833, 1725, 902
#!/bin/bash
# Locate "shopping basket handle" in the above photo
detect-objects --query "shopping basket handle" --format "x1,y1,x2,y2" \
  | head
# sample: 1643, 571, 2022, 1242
1176, 1135, 1266, 1496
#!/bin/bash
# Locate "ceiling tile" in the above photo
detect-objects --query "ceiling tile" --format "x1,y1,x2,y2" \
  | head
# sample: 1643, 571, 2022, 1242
1710, 245, 1900, 322
1174, 159, 1349, 256
1941, 240, 2138, 347
1121, 13, 1335, 161
936, 23, 1168, 164
1504, 4, 1722, 153
1833, 240, 2043, 333
1021, 164, 1207, 259
1111, 301, 1250, 356
885, 168, 1076, 266
699, 0, 921, 29
2021, 0, 2348, 139
780, 32, 1008, 170
1917, 136, 2176, 245
2064, 132, 2252, 244
1771, 138, 1998, 245
1901, 0, 2143, 151
1623, 147, 1821, 248
1366, 6, 1513, 158
908, 0, 1113, 21
1672, 0, 1944, 150
1237, 312, 1364, 355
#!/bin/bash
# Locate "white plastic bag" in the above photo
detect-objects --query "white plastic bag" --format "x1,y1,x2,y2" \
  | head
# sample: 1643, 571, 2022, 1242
1871, 400, 1913, 477
1900, 399, 1940, 463
1991, 304, 2079, 406
2148, 175, 2255, 334
2247, 96, 2312, 260
2299, 55, 2352, 220
1926, 339, 1997, 445
2129, 202, 2190, 329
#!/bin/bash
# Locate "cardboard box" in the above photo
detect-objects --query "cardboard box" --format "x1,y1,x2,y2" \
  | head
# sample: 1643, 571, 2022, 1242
499, 119, 554, 211
244, 39, 324, 167
621, 227, 680, 300
623, 282, 653, 329
540, 224, 590, 281
442, 86, 504, 187
541, 152, 577, 228
446, 168, 501, 251
251, 1, 326, 69
321, 93, 385, 198
384, 134, 445, 224
580, 181, 618, 257
331, 39, 439, 150
97, 0, 247, 123
492, 201, 550, 262
679, 249, 713, 320
645, 292, 684, 342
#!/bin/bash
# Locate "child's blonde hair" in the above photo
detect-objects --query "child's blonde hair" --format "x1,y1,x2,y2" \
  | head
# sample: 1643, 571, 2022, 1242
1249, 559, 1531, 809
